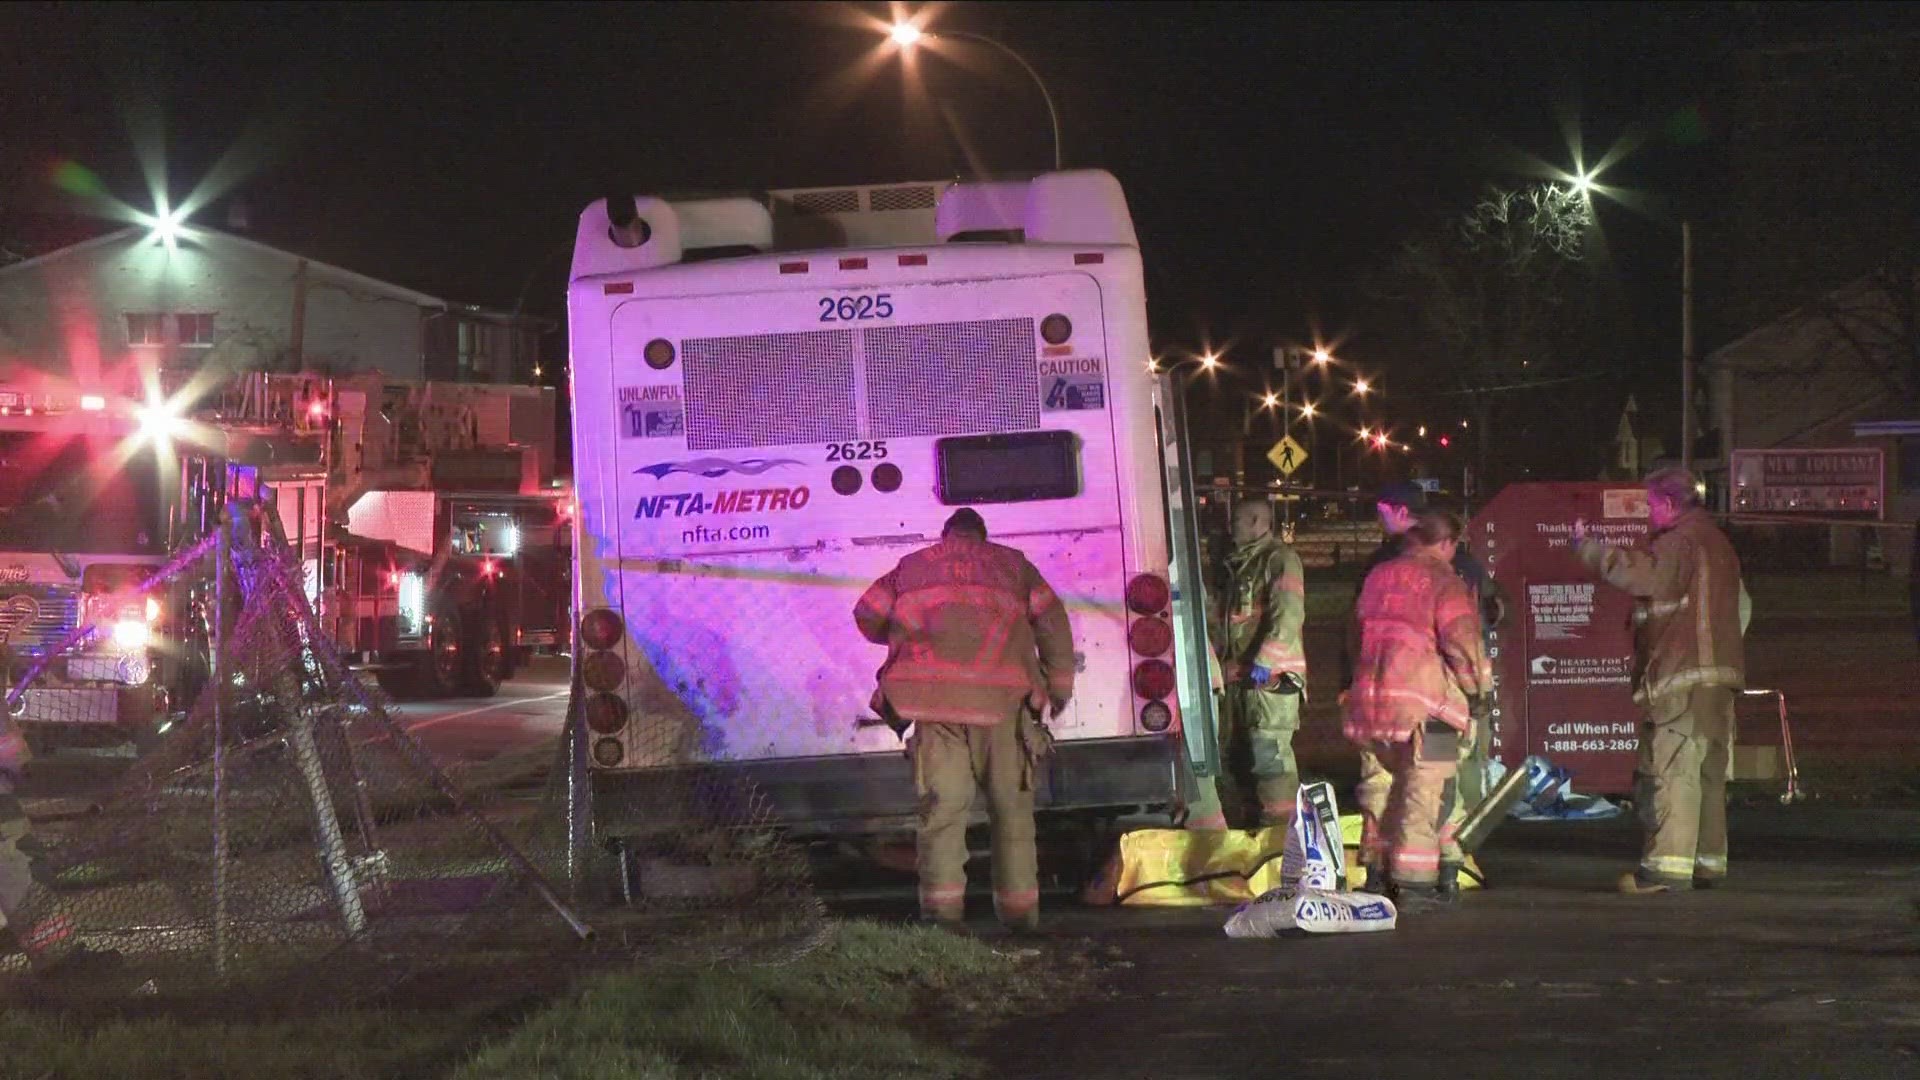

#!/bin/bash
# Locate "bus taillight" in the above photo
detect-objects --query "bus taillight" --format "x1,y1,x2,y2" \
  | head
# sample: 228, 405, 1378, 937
1127, 616, 1171, 657
581, 609, 624, 650
1139, 701, 1172, 732
592, 738, 624, 767
1124, 573, 1169, 616
585, 693, 629, 734
1131, 659, 1174, 701
582, 650, 626, 692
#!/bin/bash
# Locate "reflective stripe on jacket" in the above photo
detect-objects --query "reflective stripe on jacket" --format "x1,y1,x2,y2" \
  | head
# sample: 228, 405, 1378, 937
1579, 507, 1745, 706
1344, 550, 1491, 742
854, 537, 1075, 727
1216, 536, 1308, 680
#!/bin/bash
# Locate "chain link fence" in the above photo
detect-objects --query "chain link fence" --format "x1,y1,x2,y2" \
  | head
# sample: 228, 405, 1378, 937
2, 502, 827, 1011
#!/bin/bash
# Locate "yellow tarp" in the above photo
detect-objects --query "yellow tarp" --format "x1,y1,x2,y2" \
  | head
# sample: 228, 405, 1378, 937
1091, 815, 1483, 906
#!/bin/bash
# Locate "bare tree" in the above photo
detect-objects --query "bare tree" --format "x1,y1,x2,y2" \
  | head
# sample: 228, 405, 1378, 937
1370, 182, 1607, 485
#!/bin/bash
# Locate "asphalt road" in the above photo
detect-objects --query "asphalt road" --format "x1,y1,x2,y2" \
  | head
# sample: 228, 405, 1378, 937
18, 656, 571, 808
380, 654, 571, 766
972, 803, 1920, 1080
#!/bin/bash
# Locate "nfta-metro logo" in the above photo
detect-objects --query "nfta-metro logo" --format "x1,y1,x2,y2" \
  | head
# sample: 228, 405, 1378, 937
633, 487, 812, 519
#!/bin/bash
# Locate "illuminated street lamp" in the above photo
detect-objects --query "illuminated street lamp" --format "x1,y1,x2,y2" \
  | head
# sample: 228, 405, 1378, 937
1311, 347, 1332, 365
1352, 377, 1372, 397
886, 20, 1064, 170
1260, 391, 1280, 409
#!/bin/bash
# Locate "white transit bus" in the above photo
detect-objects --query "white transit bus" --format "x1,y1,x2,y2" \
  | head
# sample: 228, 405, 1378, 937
565, 169, 1217, 833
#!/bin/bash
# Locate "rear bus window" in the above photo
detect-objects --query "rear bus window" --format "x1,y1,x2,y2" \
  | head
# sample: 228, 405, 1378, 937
935, 431, 1080, 505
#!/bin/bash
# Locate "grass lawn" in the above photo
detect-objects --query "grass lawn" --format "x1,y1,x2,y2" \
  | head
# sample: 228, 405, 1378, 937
0, 922, 1083, 1080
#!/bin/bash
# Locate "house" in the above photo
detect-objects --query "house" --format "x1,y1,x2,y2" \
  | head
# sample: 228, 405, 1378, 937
0, 223, 542, 397
1704, 269, 1918, 574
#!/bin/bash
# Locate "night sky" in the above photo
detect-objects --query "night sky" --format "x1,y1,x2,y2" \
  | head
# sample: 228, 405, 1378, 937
2, 1, 1910, 404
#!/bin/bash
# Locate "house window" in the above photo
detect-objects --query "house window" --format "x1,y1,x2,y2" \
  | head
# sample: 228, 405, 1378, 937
125, 313, 166, 346
177, 313, 217, 347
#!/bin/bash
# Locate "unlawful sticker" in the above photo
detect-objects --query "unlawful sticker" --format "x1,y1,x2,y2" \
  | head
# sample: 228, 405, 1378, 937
619, 384, 683, 439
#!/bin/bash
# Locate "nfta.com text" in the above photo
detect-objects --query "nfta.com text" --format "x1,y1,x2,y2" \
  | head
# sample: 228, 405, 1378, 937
682, 523, 771, 545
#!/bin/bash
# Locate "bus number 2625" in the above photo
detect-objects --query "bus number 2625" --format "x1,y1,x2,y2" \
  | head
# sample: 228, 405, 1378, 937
818, 293, 894, 322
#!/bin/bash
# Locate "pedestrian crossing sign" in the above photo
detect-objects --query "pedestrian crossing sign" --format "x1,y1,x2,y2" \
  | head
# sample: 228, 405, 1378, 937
1267, 435, 1308, 476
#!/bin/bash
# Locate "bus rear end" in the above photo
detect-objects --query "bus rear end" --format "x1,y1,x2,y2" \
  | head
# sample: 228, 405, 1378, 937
567, 171, 1183, 833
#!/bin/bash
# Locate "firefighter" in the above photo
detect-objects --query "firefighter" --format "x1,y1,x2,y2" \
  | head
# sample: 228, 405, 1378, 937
1575, 467, 1746, 894
0, 721, 33, 946
1345, 511, 1491, 911
0, 721, 85, 973
853, 508, 1074, 931
1190, 499, 1308, 830
1342, 481, 1506, 894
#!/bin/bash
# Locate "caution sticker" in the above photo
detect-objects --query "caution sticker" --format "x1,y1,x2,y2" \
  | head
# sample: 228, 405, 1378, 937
1040, 356, 1106, 411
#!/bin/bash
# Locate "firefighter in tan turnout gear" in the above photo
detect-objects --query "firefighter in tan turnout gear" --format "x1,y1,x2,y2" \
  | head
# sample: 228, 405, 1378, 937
1190, 499, 1307, 830
854, 508, 1075, 931
1575, 467, 1746, 894
1, 720, 82, 970
1345, 511, 1492, 911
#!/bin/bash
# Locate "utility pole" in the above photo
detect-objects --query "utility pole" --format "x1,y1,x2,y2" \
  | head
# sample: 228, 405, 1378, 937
1681, 221, 1695, 474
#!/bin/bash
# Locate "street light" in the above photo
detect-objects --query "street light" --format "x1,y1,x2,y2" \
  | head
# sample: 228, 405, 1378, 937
1352, 377, 1372, 397
886, 20, 1064, 170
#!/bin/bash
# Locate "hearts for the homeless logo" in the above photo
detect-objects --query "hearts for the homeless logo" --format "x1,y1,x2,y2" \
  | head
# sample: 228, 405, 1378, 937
0, 594, 40, 647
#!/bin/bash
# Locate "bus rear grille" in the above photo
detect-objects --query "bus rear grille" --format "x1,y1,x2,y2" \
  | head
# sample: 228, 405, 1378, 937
868, 185, 938, 212
864, 318, 1040, 439
682, 329, 858, 450
788, 189, 861, 215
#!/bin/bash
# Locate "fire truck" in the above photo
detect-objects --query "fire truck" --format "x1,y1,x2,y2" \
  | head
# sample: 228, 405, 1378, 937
173, 372, 569, 701
0, 386, 176, 749
0, 371, 566, 751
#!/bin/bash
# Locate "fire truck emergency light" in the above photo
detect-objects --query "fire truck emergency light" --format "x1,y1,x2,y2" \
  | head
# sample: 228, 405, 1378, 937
136, 401, 185, 440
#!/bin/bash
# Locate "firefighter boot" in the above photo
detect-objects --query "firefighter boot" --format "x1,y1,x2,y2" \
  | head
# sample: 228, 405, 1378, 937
1359, 863, 1387, 895
1436, 861, 1463, 898
1391, 882, 1456, 915
1616, 870, 1679, 896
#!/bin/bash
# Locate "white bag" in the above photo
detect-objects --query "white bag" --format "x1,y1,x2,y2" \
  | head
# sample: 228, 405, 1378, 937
1227, 781, 1396, 937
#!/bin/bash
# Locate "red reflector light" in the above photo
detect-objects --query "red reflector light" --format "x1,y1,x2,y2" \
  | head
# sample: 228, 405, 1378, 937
581, 609, 624, 650
585, 693, 630, 734
898, 253, 928, 267
603, 282, 634, 295
838, 257, 868, 270
1125, 573, 1170, 616
1073, 252, 1104, 265
1132, 659, 1175, 701
1128, 616, 1173, 657
1042, 344, 1073, 357
779, 261, 810, 274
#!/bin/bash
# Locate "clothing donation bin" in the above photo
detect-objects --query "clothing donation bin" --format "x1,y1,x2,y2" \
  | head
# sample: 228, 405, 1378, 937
1469, 482, 1652, 795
